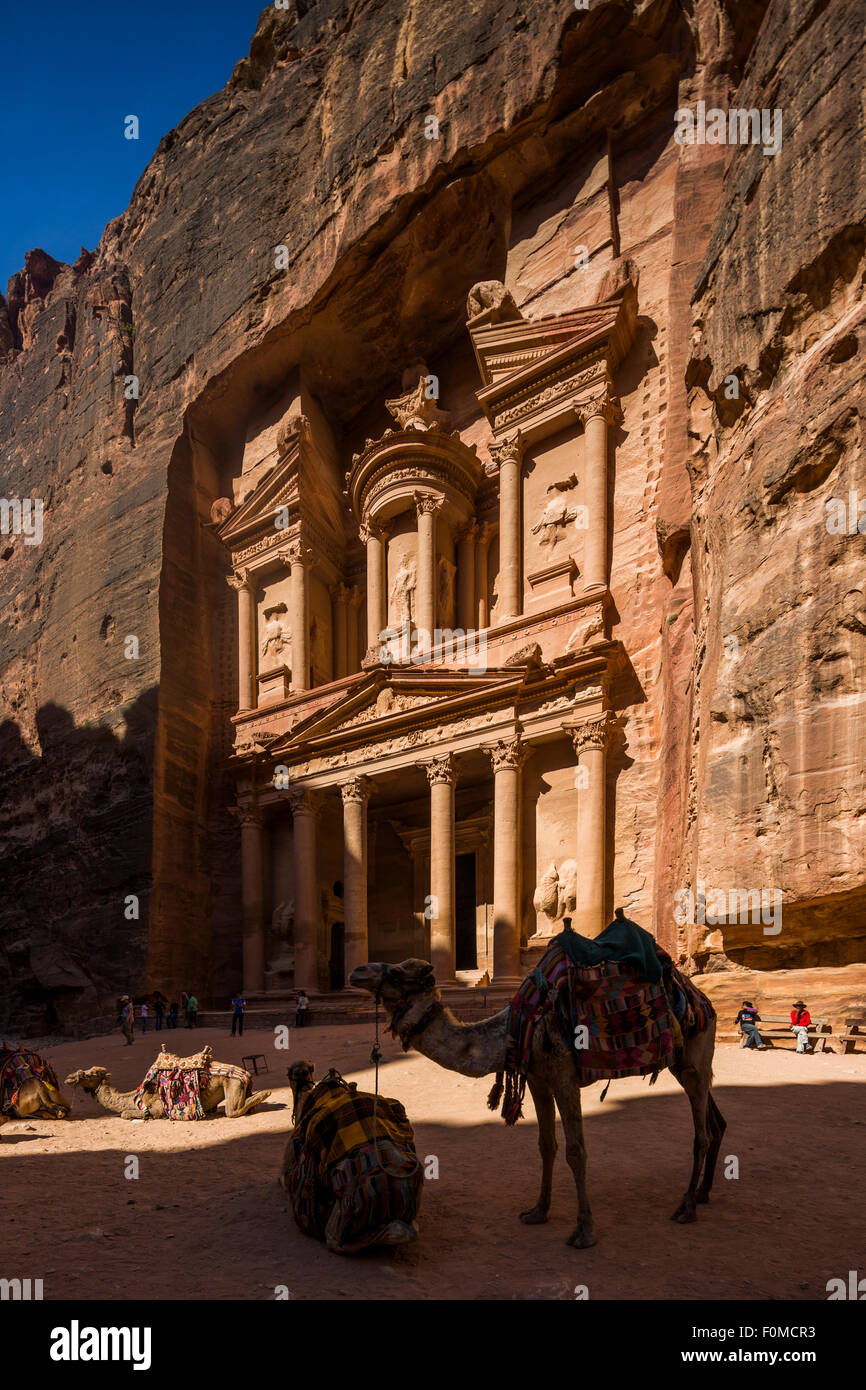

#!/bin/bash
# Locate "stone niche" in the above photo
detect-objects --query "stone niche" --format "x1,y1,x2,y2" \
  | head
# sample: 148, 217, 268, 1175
523, 425, 587, 613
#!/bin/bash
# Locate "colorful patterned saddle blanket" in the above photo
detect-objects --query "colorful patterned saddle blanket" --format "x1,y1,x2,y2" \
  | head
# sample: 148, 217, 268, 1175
133, 1046, 252, 1120
287, 1074, 423, 1253
502, 938, 714, 1124
0, 1048, 62, 1114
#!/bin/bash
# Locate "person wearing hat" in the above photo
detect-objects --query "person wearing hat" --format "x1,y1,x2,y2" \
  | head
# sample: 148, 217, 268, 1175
790, 1000, 812, 1053
734, 1000, 767, 1049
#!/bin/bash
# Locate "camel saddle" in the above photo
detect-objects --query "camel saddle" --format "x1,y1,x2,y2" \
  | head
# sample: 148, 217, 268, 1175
0, 1048, 61, 1113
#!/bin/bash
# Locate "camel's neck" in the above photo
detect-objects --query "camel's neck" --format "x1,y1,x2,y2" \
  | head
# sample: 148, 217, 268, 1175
391, 996, 508, 1078
94, 1081, 138, 1112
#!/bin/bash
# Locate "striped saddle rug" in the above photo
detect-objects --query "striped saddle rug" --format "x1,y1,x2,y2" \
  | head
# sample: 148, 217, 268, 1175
287, 1072, 423, 1253
501, 937, 714, 1124
0, 1048, 62, 1113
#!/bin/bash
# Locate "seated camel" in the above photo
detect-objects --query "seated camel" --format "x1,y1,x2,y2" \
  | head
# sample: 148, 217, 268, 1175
0, 1046, 72, 1131
66, 1054, 271, 1120
280, 1060, 423, 1253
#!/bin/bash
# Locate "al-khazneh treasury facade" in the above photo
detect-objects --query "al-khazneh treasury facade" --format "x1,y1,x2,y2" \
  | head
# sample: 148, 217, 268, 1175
217, 276, 640, 996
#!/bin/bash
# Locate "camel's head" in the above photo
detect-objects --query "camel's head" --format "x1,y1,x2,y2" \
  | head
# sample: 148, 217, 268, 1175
65, 1066, 110, 1092
286, 1059, 316, 1122
349, 959, 438, 1012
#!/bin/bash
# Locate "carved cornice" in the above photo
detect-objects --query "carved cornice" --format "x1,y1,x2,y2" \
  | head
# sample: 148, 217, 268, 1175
488, 736, 526, 773
425, 753, 458, 786
570, 711, 617, 755
340, 775, 372, 806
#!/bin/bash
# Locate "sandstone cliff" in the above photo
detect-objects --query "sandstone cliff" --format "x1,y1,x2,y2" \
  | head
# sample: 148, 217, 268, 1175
0, 0, 862, 1030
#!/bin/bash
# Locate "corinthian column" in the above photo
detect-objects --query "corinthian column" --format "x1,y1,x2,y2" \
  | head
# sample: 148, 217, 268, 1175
341, 777, 371, 980
288, 543, 313, 692
234, 803, 265, 993
578, 393, 617, 592
489, 737, 525, 982
227, 570, 255, 711
570, 713, 616, 938
426, 753, 457, 981
360, 519, 387, 655
489, 434, 523, 621
290, 788, 321, 991
415, 494, 441, 652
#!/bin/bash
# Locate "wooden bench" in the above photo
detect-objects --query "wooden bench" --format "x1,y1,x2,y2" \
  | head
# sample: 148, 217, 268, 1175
838, 1018, 866, 1055
742, 1014, 831, 1052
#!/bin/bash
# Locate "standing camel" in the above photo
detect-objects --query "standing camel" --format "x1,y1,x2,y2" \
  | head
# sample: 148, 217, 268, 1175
349, 958, 725, 1248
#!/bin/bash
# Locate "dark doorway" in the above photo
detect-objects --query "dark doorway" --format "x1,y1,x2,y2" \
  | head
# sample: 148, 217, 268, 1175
329, 922, 345, 991
455, 853, 477, 970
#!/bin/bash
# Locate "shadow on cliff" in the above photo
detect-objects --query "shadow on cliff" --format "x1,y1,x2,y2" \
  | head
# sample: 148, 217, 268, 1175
0, 689, 159, 1035
0, 1074, 862, 1301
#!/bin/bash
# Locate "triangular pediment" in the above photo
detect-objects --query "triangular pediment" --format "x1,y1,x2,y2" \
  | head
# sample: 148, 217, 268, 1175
216, 442, 301, 549
269, 667, 525, 755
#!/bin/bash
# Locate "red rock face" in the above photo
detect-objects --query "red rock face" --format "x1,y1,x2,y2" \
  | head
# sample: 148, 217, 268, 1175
0, 0, 862, 1030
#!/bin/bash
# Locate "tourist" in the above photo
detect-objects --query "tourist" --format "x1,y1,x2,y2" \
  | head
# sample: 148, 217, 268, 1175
187, 992, 198, 1028
180, 989, 189, 1021
154, 997, 164, 1032
296, 990, 309, 1028
790, 1000, 812, 1053
167, 1001, 179, 1029
231, 992, 246, 1037
140, 1001, 149, 1033
735, 1000, 767, 1049
120, 995, 135, 1046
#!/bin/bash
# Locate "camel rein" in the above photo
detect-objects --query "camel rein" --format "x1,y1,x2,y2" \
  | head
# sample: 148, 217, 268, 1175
370, 981, 420, 1180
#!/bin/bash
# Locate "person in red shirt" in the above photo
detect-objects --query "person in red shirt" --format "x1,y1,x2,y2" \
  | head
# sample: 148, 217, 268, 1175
790, 1000, 812, 1053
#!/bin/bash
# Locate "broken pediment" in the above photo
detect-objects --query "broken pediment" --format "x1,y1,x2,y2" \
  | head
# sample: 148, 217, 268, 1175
470, 283, 637, 439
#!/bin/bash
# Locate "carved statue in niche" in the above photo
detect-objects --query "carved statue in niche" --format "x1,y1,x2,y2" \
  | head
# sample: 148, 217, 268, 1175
533, 860, 578, 923
261, 603, 291, 666
531, 494, 580, 549
389, 554, 417, 624
437, 554, 456, 628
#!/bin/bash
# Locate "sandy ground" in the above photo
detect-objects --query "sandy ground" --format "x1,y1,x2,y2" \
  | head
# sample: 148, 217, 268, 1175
2, 1022, 864, 1301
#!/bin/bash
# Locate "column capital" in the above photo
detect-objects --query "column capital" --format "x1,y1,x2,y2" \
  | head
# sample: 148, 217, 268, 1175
488, 735, 527, 773
286, 540, 315, 568
425, 752, 458, 786
488, 431, 524, 470
340, 775, 372, 806
226, 568, 253, 593
230, 802, 262, 828
349, 584, 364, 609
576, 390, 620, 428
455, 519, 478, 544
414, 492, 443, 518
288, 786, 322, 819
359, 517, 390, 544
331, 581, 351, 604
570, 710, 617, 755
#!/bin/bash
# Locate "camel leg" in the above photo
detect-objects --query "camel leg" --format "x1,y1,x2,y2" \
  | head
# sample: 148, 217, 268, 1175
520, 1076, 557, 1225
670, 1063, 710, 1223
553, 1083, 595, 1248
223, 1081, 271, 1117
696, 1092, 727, 1204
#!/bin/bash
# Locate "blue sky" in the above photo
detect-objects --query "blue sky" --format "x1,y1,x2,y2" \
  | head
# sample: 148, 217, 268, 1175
0, 1, 264, 295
